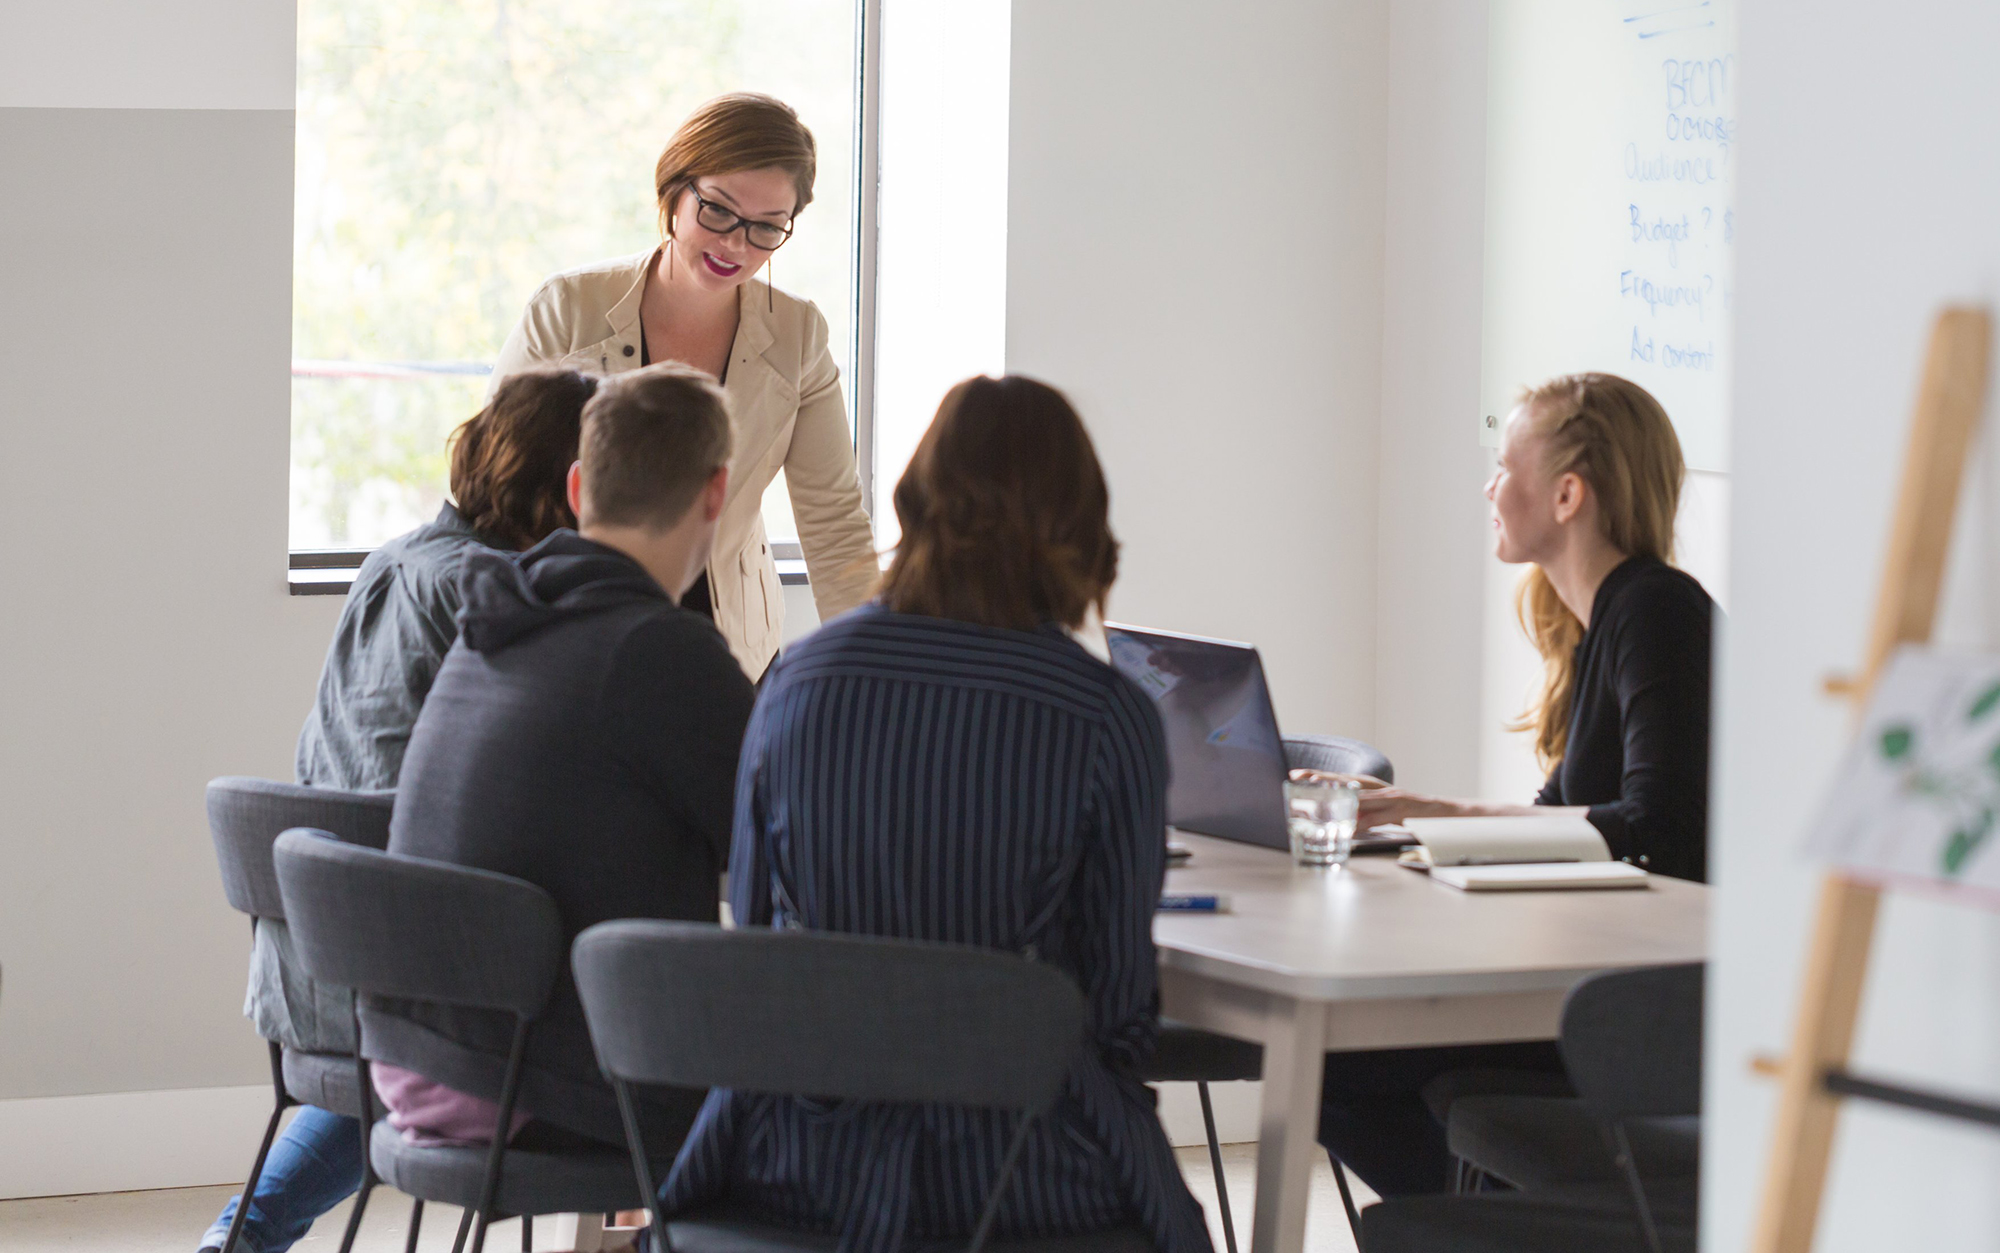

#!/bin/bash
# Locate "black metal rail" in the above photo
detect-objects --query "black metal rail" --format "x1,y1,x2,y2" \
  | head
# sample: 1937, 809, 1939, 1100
1824, 1068, 2000, 1131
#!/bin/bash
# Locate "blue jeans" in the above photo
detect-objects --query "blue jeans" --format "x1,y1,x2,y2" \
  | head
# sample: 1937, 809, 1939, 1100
201, 1105, 364, 1253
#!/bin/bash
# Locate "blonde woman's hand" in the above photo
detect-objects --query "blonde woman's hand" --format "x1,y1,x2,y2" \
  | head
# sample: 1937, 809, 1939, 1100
1288, 769, 1474, 827
1354, 788, 1472, 828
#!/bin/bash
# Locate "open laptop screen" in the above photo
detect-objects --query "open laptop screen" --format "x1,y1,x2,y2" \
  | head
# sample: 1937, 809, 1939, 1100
1104, 623, 1290, 850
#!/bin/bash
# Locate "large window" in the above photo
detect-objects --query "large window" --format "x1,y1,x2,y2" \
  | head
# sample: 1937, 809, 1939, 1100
288, 0, 859, 554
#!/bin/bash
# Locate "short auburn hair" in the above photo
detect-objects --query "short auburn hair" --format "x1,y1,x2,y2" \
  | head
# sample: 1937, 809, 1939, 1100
880, 375, 1120, 631
655, 93, 816, 240
578, 363, 734, 531
448, 369, 597, 550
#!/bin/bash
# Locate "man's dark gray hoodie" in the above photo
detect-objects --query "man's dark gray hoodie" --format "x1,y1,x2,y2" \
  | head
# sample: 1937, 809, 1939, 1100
369, 529, 755, 1148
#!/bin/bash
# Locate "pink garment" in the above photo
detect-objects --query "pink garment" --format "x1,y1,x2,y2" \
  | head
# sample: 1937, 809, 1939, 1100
371, 1062, 533, 1147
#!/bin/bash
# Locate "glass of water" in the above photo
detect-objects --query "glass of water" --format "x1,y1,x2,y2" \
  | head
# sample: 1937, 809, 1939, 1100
1285, 776, 1360, 867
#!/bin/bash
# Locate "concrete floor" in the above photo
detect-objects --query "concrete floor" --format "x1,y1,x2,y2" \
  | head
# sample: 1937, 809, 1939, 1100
0, 1144, 1375, 1253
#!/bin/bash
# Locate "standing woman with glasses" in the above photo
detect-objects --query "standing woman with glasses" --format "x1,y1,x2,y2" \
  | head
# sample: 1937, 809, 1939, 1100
490, 92, 876, 678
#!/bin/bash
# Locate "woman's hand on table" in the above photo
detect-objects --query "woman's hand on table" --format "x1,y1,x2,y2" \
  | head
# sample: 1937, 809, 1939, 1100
1287, 769, 1484, 828
1353, 788, 1471, 828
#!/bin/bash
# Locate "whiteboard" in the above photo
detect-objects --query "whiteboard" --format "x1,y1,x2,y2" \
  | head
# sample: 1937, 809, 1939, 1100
1480, 0, 1736, 472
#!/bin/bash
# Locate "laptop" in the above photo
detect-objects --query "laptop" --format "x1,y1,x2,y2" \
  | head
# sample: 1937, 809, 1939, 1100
1104, 623, 1290, 850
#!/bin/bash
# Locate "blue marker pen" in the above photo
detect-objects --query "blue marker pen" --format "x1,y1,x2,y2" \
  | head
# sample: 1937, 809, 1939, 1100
1158, 893, 1231, 913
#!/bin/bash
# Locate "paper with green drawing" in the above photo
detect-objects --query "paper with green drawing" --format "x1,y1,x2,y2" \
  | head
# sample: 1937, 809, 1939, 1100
1808, 647, 2000, 888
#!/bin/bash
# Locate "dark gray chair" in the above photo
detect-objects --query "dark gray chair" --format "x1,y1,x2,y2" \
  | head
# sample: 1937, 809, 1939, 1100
1444, 965, 1701, 1199
1361, 1178, 1695, 1253
1282, 734, 1394, 784
1365, 964, 1704, 1253
273, 828, 642, 1253
1446, 1099, 1695, 1193
1141, 1025, 1262, 1253
572, 920, 1153, 1253
205, 777, 395, 1253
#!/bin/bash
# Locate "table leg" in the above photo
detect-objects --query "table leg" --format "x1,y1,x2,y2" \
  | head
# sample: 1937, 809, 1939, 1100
1249, 996, 1327, 1253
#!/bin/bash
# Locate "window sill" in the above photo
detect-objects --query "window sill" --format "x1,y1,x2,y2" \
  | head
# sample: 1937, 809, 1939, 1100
290, 558, 811, 597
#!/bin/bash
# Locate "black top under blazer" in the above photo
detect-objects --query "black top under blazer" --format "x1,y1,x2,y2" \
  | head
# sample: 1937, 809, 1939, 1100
1535, 556, 1715, 883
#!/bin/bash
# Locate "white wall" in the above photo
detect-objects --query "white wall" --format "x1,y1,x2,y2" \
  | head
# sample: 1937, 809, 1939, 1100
1707, 2, 2000, 1249
0, 5, 342, 1195
1006, 0, 1390, 743
0, 2, 317, 1122
1373, 0, 1494, 796
0, 0, 293, 111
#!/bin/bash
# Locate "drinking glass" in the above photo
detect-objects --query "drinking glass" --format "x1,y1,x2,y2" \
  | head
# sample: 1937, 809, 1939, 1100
1285, 776, 1360, 867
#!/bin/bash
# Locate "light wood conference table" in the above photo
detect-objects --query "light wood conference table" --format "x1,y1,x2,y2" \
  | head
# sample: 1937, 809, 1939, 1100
1153, 831, 1708, 1253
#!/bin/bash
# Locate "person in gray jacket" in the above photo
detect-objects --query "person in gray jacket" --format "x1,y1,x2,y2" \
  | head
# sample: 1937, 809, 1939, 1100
199, 368, 599, 1253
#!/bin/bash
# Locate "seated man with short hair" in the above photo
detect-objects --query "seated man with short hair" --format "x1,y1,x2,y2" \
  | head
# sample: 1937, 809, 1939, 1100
373, 362, 756, 1154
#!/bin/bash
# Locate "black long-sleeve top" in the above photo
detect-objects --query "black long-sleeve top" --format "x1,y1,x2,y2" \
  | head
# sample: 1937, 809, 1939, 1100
1534, 556, 1715, 882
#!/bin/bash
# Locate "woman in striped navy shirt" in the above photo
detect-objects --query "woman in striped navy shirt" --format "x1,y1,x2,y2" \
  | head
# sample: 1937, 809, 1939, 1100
660, 376, 1213, 1253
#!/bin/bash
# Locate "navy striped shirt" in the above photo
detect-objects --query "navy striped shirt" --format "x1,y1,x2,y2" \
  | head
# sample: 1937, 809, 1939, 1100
660, 604, 1213, 1253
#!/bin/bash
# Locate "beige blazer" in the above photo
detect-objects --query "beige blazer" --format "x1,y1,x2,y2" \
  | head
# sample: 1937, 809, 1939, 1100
491, 248, 878, 676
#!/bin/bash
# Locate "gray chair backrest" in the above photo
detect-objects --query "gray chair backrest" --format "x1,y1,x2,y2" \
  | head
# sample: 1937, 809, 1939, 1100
273, 828, 564, 1018
1282, 735, 1394, 784
208, 776, 394, 921
1560, 963, 1704, 1122
573, 921, 1088, 1112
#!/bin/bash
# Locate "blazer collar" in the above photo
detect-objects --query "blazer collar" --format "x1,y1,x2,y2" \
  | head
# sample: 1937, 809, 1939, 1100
732, 281, 777, 361
603, 246, 778, 364
603, 250, 652, 341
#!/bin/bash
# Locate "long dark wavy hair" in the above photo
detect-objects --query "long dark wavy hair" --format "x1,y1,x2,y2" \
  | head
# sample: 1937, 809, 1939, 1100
879, 375, 1119, 631
447, 368, 598, 550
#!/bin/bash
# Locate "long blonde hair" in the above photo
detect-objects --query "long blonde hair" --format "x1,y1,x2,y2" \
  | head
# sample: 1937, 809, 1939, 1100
1510, 374, 1685, 767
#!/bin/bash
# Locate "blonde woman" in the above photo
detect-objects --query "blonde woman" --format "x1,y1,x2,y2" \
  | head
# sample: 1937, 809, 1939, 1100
1351, 372, 1713, 882
490, 92, 876, 678
1313, 373, 1716, 1198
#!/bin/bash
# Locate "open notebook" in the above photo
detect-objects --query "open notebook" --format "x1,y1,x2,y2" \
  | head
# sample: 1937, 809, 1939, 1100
1398, 815, 1649, 891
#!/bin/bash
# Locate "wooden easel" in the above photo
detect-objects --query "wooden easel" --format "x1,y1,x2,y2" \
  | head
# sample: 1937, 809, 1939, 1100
1752, 307, 1995, 1253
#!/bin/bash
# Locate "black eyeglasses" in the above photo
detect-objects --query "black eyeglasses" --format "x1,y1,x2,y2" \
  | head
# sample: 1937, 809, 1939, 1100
685, 184, 795, 252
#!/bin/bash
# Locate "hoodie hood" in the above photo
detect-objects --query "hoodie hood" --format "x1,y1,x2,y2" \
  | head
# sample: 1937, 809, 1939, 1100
457, 530, 669, 653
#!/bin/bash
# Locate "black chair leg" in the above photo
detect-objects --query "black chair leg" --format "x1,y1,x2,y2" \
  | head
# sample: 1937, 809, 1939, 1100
450, 1206, 477, 1253
1328, 1150, 1364, 1246
470, 1022, 532, 1253
1449, 1154, 1493, 1194
1612, 1123, 1665, 1253
219, 1042, 292, 1253
335, 1177, 376, 1253
521, 1213, 534, 1251
613, 1078, 673, 1253
341, 1005, 380, 1253
403, 1198, 425, 1253
1195, 1082, 1238, 1253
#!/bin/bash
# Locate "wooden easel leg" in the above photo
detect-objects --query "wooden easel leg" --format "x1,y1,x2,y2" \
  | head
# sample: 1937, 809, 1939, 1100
1751, 875, 1882, 1253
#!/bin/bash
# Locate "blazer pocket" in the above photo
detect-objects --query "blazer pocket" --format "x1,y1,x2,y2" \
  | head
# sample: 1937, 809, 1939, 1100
561, 336, 638, 377
743, 546, 783, 638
